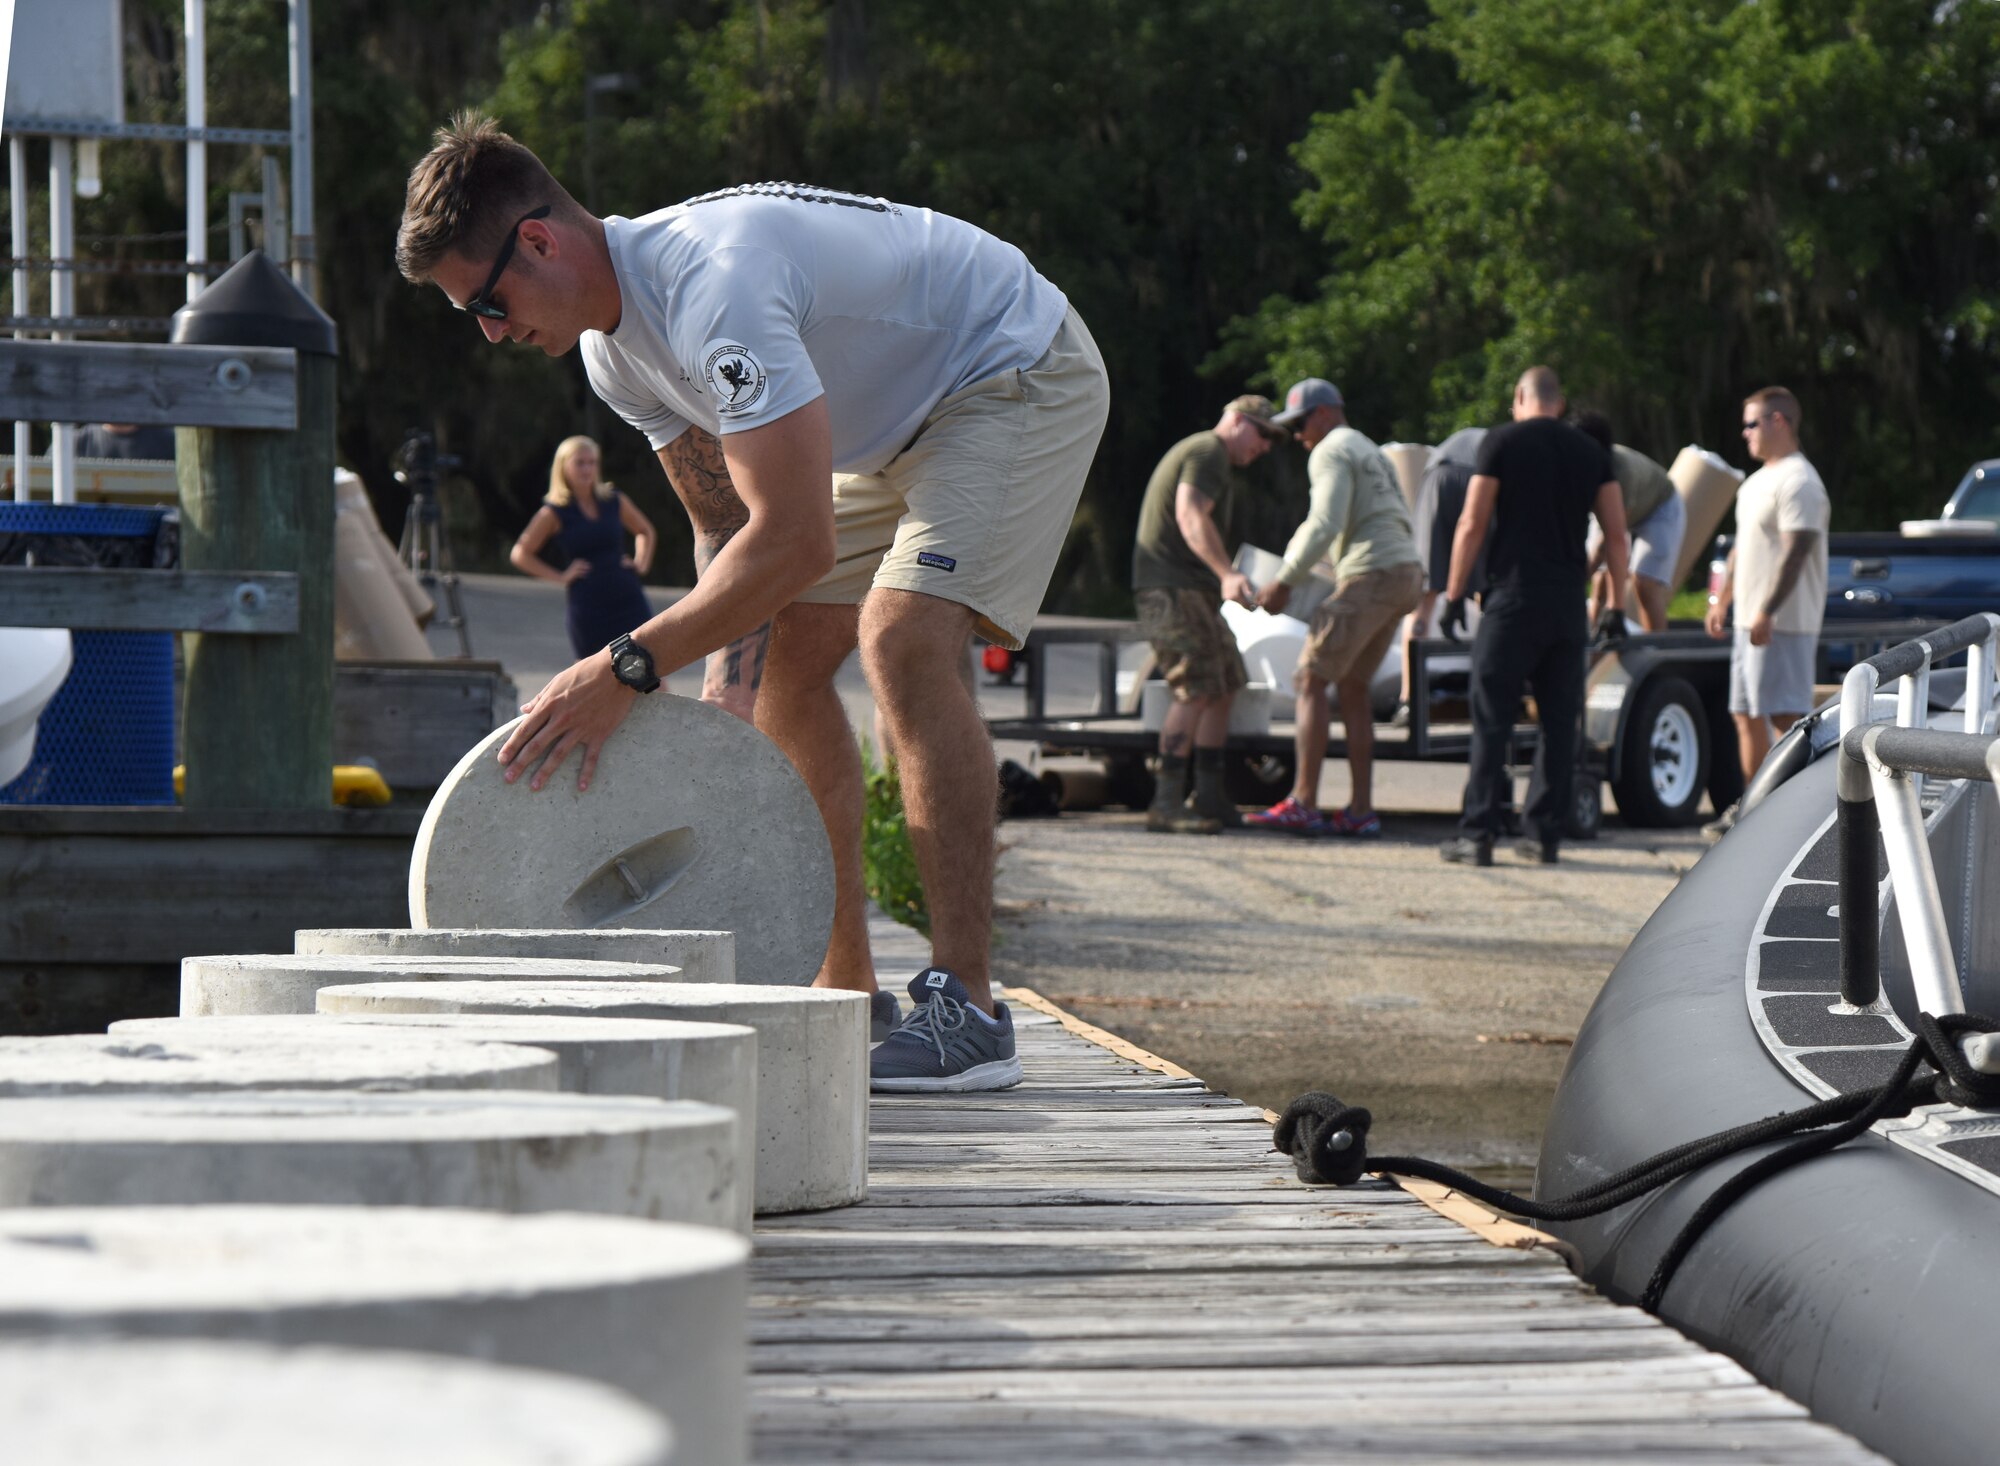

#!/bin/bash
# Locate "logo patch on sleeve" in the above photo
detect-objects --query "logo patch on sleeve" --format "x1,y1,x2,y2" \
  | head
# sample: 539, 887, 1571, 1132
701, 342, 768, 415
916, 551, 957, 572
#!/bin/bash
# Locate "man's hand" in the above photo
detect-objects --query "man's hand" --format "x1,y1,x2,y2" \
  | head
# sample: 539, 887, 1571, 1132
1704, 601, 1728, 639
496, 649, 637, 793
1593, 604, 1629, 643
1747, 609, 1775, 647
1441, 597, 1469, 642
1220, 570, 1255, 608
1255, 581, 1291, 615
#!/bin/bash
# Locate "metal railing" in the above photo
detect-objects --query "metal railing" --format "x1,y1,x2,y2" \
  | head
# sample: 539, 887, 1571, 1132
1836, 613, 2000, 1014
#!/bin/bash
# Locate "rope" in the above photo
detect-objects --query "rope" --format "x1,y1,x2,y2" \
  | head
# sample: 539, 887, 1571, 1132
1274, 1012, 2000, 1311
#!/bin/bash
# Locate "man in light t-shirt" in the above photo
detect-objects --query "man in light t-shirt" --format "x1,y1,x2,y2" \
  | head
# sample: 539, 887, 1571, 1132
396, 115, 1110, 1093
1704, 386, 1829, 834
1247, 378, 1423, 838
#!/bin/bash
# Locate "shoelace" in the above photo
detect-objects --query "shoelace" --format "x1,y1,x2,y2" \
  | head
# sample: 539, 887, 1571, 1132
892, 992, 974, 1068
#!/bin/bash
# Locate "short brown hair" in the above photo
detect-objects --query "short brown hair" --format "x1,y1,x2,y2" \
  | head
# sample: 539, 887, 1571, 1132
1744, 385, 1802, 429
396, 112, 581, 283
1519, 365, 1562, 405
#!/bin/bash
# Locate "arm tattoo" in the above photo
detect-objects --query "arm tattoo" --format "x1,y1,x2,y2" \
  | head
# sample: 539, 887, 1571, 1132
660, 428, 771, 701
661, 428, 749, 548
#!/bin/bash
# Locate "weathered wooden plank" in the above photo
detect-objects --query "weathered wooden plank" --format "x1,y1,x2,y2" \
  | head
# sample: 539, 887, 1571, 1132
0, 566, 299, 632
754, 1201, 1427, 1232
749, 1419, 1881, 1465
0, 339, 297, 428
751, 1327, 1709, 1373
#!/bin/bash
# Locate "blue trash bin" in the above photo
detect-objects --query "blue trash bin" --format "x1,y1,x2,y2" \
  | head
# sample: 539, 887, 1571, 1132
0, 503, 178, 805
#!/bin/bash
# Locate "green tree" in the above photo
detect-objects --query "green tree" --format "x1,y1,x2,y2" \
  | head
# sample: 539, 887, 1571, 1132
1223, 0, 2000, 531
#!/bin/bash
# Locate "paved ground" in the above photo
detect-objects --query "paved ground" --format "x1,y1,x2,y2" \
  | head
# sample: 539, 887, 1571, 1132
989, 802, 1703, 1181
443, 573, 1706, 1179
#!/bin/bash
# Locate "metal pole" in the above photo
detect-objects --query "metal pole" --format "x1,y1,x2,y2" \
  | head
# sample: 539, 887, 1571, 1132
288, 0, 316, 298
1865, 730, 1963, 1017
1837, 736, 1881, 1009
10, 135, 29, 503
185, 0, 207, 302
1970, 634, 1994, 736
262, 154, 289, 266
48, 138, 74, 504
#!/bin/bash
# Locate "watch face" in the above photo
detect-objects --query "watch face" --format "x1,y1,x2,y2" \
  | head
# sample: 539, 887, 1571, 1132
615, 651, 647, 682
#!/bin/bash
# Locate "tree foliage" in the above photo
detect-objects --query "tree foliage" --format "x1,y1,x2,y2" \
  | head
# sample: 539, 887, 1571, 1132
1221, 0, 2000, 530
19, 0, 2000, 607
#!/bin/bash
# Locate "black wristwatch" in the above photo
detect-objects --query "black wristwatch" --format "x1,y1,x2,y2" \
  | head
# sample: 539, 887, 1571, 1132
606, 633, 660, 693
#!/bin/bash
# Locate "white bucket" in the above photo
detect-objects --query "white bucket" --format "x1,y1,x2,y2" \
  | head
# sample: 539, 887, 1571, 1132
1139, 679, 1273, 736
0, 629, 72, 786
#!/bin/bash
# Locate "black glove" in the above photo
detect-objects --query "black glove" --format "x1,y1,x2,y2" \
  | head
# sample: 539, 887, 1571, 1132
1593, 605, 1629, 643
1441, 597, 1469, 642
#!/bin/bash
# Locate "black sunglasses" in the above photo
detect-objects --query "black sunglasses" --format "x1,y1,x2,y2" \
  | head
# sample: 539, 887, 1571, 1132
461, 205, 551, 321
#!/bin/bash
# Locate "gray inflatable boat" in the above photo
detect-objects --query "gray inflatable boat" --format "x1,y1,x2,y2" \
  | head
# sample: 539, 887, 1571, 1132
1540, 614, 2000, 1466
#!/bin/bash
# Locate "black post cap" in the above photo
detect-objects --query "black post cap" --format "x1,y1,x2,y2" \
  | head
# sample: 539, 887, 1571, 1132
171, 250, 337, 357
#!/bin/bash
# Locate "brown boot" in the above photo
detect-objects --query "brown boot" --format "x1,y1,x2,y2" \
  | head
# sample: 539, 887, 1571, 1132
1191, 748, 1242, 828
1147, 755, 1221, 834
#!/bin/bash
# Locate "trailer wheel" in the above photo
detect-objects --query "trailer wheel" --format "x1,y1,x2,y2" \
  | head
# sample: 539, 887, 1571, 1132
1612, 675, 1709, 827
1568, 772, 1604, 840
1225, 752, 1296, 809
1705, 694, 1745, 815
1105, 754, 1155, 811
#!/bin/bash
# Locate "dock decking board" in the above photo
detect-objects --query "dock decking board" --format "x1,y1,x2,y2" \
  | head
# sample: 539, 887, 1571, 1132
748, 921, 1886, 1464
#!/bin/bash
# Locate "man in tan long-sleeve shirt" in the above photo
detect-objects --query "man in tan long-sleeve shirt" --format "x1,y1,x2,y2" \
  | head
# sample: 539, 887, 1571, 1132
1248, 378, 1424, 837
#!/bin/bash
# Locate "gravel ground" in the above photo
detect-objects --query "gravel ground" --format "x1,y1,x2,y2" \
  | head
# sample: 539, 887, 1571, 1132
990, 794, 1707, 1181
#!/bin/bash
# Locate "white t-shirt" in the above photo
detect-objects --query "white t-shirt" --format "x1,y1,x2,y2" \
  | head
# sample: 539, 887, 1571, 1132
581, 184, 1069, 475
1733, 451, 1830, 635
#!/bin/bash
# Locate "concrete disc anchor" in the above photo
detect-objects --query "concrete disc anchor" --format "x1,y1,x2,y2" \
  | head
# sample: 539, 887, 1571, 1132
410, 693, 833, 984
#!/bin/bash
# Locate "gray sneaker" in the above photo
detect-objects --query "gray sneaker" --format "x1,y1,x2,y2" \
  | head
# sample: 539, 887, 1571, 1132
870, 968, 1023, 1093
869, 989, 900, 1045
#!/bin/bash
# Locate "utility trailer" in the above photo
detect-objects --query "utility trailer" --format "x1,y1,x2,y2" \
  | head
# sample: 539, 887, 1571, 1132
985, 615, 1944, 832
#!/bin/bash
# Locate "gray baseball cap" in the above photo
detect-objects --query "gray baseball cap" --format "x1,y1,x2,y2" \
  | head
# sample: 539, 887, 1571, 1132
1271, 378, 1344, 428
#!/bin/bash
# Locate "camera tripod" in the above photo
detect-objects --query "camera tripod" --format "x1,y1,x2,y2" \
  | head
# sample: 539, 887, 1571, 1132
393, 430, 472, 658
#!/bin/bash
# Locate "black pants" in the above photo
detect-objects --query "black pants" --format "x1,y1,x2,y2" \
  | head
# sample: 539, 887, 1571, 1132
1459, 590, 1585, 844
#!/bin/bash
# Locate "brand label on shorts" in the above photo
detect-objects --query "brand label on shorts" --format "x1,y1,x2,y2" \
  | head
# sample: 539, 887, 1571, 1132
923, 970, 950, 989
917, 551, 957, 572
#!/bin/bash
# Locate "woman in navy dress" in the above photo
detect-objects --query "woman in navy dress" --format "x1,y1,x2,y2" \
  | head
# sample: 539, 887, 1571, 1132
509, 435, 657, 658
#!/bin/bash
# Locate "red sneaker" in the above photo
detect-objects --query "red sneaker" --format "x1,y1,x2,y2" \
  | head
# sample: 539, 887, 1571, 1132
1324, 807, 1383, 839
1245, 796, 1331, 835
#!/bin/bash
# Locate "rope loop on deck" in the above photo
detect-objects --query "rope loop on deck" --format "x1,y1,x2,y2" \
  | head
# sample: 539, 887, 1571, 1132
1272, 1093, 1373, 1186
1275, 1011, 2000, 1312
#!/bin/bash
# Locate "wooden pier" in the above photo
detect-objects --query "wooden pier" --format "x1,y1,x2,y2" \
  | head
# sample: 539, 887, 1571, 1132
748, 918, 1886, 1463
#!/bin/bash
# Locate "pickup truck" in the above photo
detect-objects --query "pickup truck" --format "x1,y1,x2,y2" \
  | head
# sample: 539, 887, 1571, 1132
1709, 458, 2000, 624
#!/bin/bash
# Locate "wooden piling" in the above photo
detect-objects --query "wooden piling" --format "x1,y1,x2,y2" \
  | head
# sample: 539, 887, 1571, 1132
171, 252, 338, 810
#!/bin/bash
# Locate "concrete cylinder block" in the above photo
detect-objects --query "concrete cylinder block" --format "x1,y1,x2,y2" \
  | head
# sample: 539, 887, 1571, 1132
181, 954, 686, 1017
0, 1206, 749, 1466
319, 980, 868, 1214
0, 1032, 560, 1097
0, 1089, 742, 1231
296, 927, 736, 984
114, 1013, 757, 1233
3, 1337, 676, 1466
409, 694, 832, 984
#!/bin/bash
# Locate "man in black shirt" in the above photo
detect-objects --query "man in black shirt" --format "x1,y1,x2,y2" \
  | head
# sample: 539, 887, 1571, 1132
1440, 367, 1629, 865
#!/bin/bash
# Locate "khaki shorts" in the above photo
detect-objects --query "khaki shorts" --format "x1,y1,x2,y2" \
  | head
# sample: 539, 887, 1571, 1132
1136, 587, 1248, 702
793, 305, 1110, 650
1300, 561, 1425, 684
